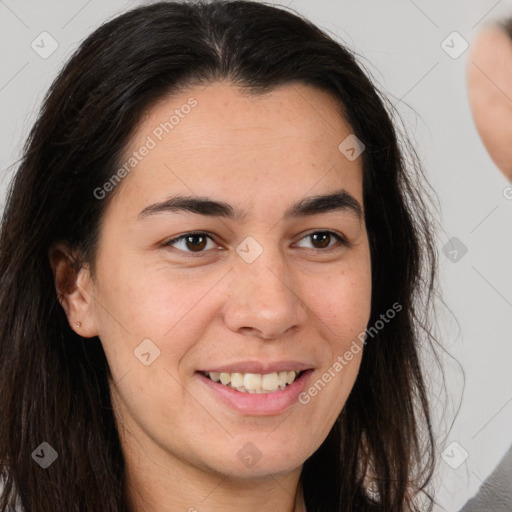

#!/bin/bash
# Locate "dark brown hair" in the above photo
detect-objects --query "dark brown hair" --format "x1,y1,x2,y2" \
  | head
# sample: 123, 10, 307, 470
0, 1, 440, 510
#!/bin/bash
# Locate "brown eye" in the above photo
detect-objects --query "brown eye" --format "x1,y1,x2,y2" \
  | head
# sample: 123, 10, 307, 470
165, 232, 215, 253
310, 232, 332, 249
296, 231, 347, 250
184, 234, 207, 251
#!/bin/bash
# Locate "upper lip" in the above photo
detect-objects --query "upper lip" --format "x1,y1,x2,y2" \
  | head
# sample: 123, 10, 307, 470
199, 361, 314, 374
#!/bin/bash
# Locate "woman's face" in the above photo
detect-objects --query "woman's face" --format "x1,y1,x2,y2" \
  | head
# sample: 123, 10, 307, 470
467, 25, 512, 180
76, 81, 371, 481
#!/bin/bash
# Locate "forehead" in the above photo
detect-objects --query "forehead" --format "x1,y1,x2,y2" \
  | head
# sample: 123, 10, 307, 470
111, 80, 363, 216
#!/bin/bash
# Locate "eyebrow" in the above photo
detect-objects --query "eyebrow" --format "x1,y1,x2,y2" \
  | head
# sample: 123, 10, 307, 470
137, 189, 363, 221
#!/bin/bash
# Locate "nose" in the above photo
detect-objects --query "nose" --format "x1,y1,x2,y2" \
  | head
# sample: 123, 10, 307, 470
222, 245, 308, 340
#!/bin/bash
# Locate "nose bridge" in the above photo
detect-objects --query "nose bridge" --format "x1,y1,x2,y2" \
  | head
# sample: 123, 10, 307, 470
238, 239, 293, 305
223, 235, 307, 338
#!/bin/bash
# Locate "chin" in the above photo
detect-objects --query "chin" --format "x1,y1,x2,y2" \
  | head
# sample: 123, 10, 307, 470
200, 443, 307, 479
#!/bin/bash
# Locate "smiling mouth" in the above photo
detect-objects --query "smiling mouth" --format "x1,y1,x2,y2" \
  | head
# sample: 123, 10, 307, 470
200, 370, 304, 393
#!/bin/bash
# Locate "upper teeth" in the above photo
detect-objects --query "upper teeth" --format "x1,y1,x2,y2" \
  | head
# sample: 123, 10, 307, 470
206, 371, 299, 393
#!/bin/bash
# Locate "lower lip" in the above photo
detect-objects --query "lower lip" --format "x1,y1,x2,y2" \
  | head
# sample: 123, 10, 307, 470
197, 370, 313, 416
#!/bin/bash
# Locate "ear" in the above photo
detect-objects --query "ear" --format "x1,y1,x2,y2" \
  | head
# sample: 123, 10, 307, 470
49, 242, 99, 338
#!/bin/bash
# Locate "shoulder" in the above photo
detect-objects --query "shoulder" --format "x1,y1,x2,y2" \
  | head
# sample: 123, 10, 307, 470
459, 445, 512, 512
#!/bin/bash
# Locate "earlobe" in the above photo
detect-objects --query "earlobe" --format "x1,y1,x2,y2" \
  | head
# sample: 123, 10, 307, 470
48, 243, 99, 338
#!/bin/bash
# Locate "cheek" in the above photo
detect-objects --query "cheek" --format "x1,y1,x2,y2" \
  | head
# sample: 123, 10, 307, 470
91, 254, 221, 383
94, 263, 209, 427
96, 254, 212, 332
305, 253, 371, 417
313, 257, 372, 345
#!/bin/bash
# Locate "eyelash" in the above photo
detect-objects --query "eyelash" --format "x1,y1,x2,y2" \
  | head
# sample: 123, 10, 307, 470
164, 230, 350, 256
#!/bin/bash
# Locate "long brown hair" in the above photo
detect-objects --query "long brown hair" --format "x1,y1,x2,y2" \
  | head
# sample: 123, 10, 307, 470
0, 1, 440, 510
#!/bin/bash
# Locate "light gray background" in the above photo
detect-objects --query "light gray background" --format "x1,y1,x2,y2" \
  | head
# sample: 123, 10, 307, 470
1, 1, 511, 511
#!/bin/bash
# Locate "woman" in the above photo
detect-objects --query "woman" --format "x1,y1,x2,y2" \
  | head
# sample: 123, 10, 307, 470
0, 1, 439, 511
462, 19, 512, 511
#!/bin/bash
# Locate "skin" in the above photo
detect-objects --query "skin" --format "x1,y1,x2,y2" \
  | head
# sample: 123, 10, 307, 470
467, 24, 512, 181
51, 81, 372, 512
